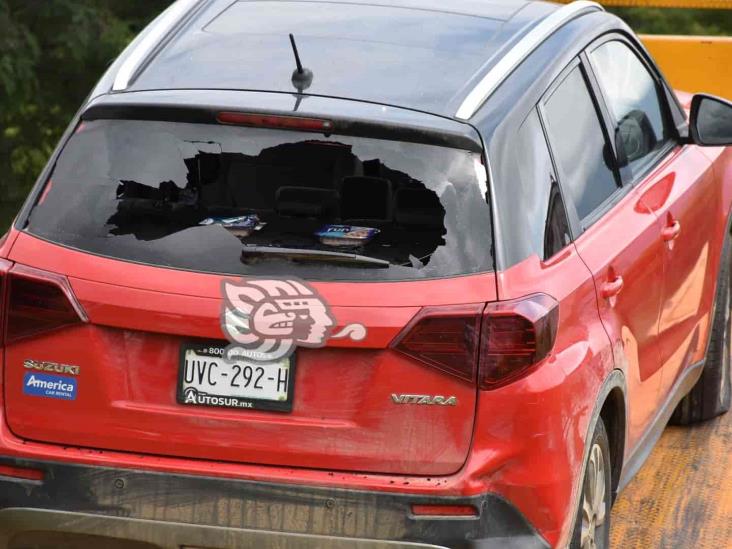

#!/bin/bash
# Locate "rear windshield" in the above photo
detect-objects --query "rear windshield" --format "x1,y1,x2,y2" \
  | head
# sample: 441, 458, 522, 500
25, 119, 493, 281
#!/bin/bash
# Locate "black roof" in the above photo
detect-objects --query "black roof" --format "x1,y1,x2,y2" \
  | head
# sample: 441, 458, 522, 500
117, 0, 561, 117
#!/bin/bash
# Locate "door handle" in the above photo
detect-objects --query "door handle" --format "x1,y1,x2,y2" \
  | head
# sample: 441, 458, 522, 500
662, 218, 681, 242
601, 275, 624, 300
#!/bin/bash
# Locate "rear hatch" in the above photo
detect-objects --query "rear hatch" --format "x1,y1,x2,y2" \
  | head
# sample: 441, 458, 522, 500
4, 105, 496, 476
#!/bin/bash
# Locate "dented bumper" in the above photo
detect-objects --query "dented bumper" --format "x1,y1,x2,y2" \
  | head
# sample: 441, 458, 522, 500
0, 459, 549, 549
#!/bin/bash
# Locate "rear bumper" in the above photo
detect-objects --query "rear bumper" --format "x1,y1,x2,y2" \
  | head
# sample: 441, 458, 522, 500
0, 459, 549, 549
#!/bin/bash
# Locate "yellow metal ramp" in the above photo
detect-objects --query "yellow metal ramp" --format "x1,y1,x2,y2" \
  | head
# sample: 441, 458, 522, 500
555, 1, 731, 98
611, 408, 732, 547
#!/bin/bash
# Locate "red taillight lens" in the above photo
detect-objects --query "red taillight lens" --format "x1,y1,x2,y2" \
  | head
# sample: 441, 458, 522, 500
411, 504, 479, 517
479, 294, 559, 390
5, 265, 87, 343
392, 295, 558, 390
392, 304, 484, 383
217, 112, 334, 133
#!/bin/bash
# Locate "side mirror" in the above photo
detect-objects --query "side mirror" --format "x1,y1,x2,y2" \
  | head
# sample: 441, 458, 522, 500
613, 126, 628, 169
689, 94, 732, 146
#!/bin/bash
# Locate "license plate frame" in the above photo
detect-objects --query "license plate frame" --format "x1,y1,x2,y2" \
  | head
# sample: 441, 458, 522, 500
176, 341, 296, 413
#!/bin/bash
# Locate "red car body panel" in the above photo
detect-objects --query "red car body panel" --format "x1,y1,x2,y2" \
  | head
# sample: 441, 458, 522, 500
575, 156, 670, 448
492, 248, 614, 545
651, 147, 720, 396
4, 233, 500, 476
0, 238, 600, 547
0, 234, 615, 547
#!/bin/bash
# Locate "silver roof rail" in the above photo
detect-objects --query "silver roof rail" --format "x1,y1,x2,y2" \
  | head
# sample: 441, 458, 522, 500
455, 1, 604, 120
113, 0, 206, 92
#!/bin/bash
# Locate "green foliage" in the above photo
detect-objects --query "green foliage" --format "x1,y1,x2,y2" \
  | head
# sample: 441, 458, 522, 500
0, 0, 171, 229
609, 8, 732, 36
0, 2, 729, 232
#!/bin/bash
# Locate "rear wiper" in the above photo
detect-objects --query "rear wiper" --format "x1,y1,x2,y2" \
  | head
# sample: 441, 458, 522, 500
240, 246, 390, 268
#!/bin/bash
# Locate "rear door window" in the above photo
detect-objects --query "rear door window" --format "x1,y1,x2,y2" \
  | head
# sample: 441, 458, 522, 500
542, 65, 621, 224
513, 109, 571, 260
25, 120, 493, 281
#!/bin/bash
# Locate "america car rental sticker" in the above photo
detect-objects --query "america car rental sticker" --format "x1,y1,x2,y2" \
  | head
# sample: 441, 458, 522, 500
23, 372, 78, 401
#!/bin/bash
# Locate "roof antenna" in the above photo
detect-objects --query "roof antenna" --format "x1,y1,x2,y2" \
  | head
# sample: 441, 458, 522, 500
289, 33, 313, 93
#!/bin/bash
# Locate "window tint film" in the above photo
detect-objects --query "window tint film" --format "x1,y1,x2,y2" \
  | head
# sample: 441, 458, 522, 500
543, 66, 619, 222
25, 120, 493, 281
590, 40, 672, 179
514, 109, 571, 260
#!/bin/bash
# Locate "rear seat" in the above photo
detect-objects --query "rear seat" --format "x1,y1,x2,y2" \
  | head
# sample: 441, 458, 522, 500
394, 188, 444, 228
275, 186, 338, 218
339, 176, 392, 224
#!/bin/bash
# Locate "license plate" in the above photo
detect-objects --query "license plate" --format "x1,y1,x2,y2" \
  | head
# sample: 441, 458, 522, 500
177, 343, 295, 412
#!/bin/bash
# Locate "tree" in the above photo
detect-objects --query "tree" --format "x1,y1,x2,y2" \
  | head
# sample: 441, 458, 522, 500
610, 7, 732, 36
0, 0, 171, 227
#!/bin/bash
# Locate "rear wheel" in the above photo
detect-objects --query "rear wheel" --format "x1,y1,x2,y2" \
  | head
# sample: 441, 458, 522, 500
570, 419, 611, 549
672, 229, 732, 425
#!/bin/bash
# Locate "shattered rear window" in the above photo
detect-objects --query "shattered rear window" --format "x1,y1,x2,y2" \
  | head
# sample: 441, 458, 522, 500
25, 120, 493, 281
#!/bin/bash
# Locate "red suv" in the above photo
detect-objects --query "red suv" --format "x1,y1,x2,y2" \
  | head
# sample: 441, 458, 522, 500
1, 1, 732, 548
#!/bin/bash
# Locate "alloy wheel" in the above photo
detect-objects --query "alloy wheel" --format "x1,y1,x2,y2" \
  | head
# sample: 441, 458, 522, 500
580, 443, 607, 549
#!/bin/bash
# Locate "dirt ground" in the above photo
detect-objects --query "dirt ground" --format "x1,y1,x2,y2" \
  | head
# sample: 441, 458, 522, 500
611, 408, 732, 548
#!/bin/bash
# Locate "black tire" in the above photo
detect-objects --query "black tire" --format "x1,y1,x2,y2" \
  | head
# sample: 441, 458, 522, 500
671, 229, 732, 425
570, 419, 612, 549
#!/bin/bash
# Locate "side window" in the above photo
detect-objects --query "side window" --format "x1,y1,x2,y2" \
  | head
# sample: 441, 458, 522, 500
542, 65, 620, 223
589, 40, 673, 180
515, 109, 571, 260
544, 182, 571, 259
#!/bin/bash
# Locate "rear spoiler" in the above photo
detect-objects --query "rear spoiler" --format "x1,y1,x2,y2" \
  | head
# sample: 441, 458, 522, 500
560, 0, 731, 99
81, 90, 485, 153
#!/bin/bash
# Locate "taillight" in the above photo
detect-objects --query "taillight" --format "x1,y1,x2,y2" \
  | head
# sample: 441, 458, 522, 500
217, 112, 334, 133
5, 264, 87, 343
392, 304, 484, 383
479, 294, 558, 390
392, 294, 558, 390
